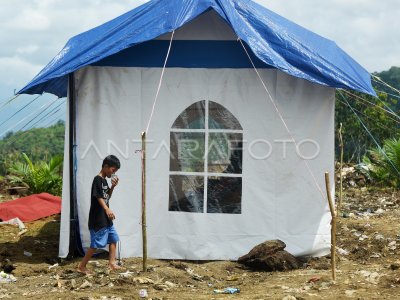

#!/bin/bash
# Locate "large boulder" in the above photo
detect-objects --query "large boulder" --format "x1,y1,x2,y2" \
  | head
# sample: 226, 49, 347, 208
238, 240, 299, 271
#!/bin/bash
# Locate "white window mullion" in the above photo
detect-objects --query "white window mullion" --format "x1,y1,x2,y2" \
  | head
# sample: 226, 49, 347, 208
204, 100, 209, 213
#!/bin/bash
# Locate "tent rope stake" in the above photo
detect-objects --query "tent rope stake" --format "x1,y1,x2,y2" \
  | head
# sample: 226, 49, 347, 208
141, 131, 147, 272
325, 172, 337, 281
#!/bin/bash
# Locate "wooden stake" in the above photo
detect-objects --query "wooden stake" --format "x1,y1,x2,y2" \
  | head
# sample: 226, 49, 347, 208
338, 123, 344, 214
141, 131, 147, 272
325, 172, 336, 281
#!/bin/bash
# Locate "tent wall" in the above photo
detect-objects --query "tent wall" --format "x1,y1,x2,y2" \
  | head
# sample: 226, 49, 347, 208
58, 66, 334, 260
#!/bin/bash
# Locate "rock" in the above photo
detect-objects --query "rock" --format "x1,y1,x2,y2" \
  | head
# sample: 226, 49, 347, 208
238, 240, 299, 271
70, 279, 77, 289
133, 277, 154, 284
356, 270, 380, 284
79, 279, 92, 289
282, 295, 296, 300
1, 259, 15, 273
164, 281, 175, 288
0, 249, 11, 257
154, 283, 169, 291
390, 263, 400, 270
345, 290, 356, 296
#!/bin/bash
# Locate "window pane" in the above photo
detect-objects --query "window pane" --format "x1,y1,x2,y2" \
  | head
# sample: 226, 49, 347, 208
170, 132, 205, 172
172, 101, 205, 129
207, 176, 242, 214
208, 101, 242, 130
169, 175, 204, 212
208, 133, 242, 174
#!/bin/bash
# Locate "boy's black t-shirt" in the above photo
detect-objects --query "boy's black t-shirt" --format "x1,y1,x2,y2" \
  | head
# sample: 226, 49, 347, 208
88, 175, 113, 231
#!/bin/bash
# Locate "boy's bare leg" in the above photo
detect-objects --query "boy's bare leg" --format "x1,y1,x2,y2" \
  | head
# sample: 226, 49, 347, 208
108, 242, 122, 270
77, 248, 96, 274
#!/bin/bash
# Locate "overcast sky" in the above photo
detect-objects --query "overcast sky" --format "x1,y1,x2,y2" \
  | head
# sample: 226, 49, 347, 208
0, 0, 399, 132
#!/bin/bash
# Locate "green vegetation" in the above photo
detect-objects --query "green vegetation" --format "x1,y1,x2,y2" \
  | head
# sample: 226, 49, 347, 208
7, 152, 63, 196
373, 66, 400, 110
336, 67, 400, 163
0, 120, 65, 175
335, 90, 399, 162
363, 138, 400, 188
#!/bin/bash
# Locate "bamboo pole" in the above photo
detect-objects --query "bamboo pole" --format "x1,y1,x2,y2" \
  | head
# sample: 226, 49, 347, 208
338, 123, 344, 214
325, 172, 336, 281
141, 131, 147, 272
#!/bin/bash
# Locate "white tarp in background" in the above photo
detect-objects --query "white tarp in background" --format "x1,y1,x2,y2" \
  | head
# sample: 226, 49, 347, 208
59, 65, 335, 260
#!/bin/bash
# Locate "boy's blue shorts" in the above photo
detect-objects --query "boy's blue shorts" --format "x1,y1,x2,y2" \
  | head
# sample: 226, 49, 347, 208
89, 225, 119, 249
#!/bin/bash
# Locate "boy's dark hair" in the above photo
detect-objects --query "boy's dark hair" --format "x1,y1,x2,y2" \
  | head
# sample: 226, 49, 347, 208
102, 155, 121, 169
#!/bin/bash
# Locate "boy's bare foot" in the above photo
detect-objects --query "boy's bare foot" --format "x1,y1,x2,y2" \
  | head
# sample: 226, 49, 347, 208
109, 263, 124, 271
77, 265, 94, 275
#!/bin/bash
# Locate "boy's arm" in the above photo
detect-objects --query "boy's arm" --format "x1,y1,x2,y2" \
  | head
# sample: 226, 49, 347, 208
97, 197, 115, 220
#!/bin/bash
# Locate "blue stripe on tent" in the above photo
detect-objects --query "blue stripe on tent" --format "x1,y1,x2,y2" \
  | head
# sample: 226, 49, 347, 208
92, 40, 273, 68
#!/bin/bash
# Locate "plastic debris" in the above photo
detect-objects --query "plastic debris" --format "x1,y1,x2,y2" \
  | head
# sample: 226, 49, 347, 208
23, 251, 32, 257
48, 263, 59, 270
0, 271, 16, 283
139, 289, 148, 298
337, 247, 349, 255
0, 217, 26, 231
213, 287, 240, 294
118, 270, 135, 278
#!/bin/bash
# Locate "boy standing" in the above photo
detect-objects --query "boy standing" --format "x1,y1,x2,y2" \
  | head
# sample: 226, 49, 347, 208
78, 155, 122, 274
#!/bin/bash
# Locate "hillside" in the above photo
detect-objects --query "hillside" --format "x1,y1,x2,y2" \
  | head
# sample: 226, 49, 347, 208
0, 121, 65, 175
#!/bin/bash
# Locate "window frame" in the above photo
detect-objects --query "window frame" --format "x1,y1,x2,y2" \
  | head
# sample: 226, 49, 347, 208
169, 100, 243, 213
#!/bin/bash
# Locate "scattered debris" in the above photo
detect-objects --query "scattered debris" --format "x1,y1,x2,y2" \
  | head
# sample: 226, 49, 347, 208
132, 277, 154, 284
213, 287, 240, 294
185, 268, 203, 281
79, 279, 92, 289
138, 289, 148, 298
0, 271, 16, 283
48, 263, 59, 270
356, 270, 381, 284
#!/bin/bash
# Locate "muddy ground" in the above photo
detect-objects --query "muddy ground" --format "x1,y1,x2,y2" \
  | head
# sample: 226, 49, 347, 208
1, 187, 400, 299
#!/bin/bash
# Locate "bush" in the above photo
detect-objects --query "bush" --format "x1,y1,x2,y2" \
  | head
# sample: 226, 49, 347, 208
363, 138, 400, 188
7, 153, 63, 196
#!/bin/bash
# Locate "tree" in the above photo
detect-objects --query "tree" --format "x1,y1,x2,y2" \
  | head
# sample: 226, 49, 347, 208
335, 90, 399, 162
7, 153, 63, 196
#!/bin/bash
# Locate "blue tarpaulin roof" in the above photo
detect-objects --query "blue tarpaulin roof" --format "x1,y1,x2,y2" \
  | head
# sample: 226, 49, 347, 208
18, 0, 376, 97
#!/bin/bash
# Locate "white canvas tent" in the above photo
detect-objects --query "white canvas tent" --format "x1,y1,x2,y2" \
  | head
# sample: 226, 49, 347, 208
19, 0, 375, 260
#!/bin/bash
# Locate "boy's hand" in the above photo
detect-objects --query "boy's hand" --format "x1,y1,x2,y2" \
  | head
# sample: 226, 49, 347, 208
105, 208, 115, 220
111, 176, 119, 188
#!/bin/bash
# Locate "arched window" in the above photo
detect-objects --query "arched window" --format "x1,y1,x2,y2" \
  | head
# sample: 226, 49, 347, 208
169, 100, 243, 214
